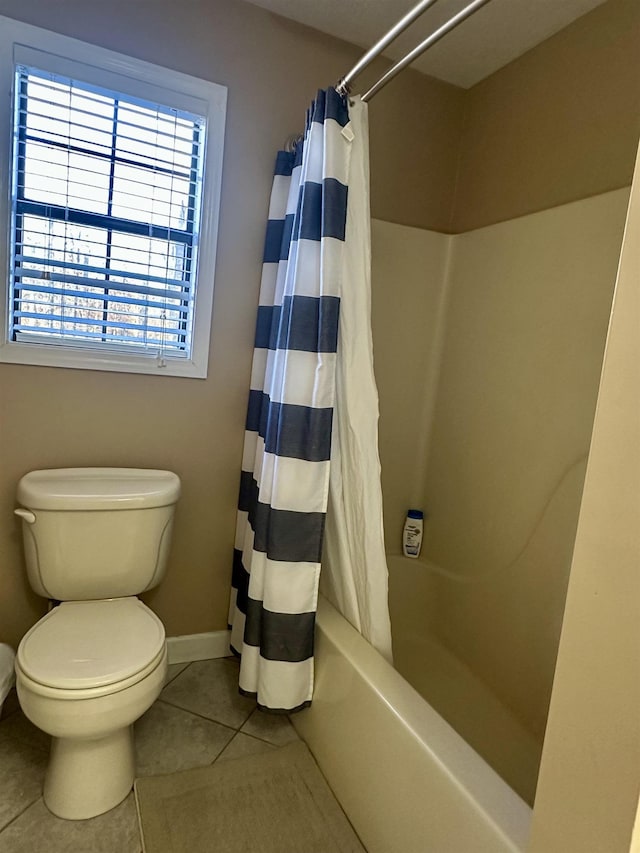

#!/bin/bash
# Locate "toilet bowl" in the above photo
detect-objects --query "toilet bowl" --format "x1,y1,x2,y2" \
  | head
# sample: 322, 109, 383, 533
14, 468, 180, 820
16, 597, 168, 819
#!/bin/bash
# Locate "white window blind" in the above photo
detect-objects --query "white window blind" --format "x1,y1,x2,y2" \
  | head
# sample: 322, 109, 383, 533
9, 65, 207, 359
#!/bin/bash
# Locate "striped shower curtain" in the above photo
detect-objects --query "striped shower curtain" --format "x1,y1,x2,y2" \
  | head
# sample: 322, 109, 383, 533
229, 88, 351, 712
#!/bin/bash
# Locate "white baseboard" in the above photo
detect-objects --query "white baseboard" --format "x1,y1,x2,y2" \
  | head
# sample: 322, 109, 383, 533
166, 630, 231, 664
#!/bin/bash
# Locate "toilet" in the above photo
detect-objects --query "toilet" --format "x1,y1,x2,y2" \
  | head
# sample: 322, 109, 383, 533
13, 467, 180, 820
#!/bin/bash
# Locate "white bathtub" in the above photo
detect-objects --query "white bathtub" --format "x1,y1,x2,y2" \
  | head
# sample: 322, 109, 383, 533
292, 595, 532, 853
387, 554, 542, 805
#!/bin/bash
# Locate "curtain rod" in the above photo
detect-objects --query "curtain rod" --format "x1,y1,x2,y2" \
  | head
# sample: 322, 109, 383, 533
362, 0, 492, 101
337, 0, 493, 103
336, 0, 442, 97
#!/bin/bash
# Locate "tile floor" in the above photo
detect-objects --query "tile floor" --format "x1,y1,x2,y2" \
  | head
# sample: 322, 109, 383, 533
0, 657, 301, 852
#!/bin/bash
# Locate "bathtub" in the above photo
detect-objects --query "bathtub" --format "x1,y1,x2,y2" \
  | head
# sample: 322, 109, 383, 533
292, 594, 532, 853
387, 554, 542, 805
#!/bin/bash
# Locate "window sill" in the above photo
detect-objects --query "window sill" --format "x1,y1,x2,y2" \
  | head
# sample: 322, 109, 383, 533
0, 340, 208, 378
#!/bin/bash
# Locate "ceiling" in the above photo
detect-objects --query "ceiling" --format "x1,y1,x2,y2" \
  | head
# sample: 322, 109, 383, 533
244, 0, 609, 89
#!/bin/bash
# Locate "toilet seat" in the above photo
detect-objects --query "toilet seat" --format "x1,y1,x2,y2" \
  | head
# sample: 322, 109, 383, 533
17, 598, 166, 696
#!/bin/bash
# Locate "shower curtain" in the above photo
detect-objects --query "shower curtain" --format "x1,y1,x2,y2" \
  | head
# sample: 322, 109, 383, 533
229, 88, 392, 713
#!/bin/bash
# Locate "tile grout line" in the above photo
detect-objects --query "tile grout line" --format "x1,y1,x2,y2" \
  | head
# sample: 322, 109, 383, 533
154, 698, 295, 749
0, 795, 43, 836
155, 697, 254, 733
0, 663, 298, 846
163, 663, 191, 689
211, 730, 241, 765
214, 726, 286, 756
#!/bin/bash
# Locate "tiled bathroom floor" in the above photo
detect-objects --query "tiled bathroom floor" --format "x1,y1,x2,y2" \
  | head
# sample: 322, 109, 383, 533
0, 658, 301, 852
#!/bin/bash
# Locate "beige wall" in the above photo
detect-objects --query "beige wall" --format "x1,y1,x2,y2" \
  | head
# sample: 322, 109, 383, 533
451, 0, 640, 233
530, 139, 640, 853
0, 0, 638, 768
0, 0, 464, 650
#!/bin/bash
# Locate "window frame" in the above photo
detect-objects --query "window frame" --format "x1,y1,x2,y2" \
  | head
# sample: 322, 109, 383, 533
0, 16, 227, 379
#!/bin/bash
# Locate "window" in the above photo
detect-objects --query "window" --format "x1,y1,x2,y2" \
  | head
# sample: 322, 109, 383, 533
0, 18, 227, 377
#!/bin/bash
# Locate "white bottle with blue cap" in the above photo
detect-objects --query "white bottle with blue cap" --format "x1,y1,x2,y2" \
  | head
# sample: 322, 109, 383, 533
403, 509, 424, 558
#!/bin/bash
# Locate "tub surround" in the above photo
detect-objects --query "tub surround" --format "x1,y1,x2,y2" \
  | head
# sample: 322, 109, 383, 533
529, 134, 640, 853
422, 188, 629, 745
371, 220, 452, 550
372, 189, 630, 796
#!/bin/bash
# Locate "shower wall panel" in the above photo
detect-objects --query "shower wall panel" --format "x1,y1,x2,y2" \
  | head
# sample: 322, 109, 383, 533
370, 220, 451, 555
421, 188, 630, 740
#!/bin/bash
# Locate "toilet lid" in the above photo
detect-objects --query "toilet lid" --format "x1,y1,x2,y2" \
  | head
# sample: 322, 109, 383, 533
17, 598, 165, 690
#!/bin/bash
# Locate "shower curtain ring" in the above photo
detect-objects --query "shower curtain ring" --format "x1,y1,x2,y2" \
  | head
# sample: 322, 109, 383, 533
284, 133, 303, 153
336, 78, 351, 98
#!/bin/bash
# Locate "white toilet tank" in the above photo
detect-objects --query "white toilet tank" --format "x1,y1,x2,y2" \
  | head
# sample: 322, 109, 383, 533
16, 468, 181, 601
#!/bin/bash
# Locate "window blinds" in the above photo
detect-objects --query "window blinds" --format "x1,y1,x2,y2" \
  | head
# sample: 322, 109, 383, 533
10, 66, 206, 356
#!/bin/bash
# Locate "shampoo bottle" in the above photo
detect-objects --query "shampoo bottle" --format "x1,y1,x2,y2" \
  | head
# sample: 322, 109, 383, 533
403, 509, 424, 558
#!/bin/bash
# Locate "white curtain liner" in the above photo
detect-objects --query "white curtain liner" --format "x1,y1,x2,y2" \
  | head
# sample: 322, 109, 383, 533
320, 96, 393, 663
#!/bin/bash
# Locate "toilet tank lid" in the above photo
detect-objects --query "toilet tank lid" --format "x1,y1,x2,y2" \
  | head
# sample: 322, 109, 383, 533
17, 468, 181, 511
